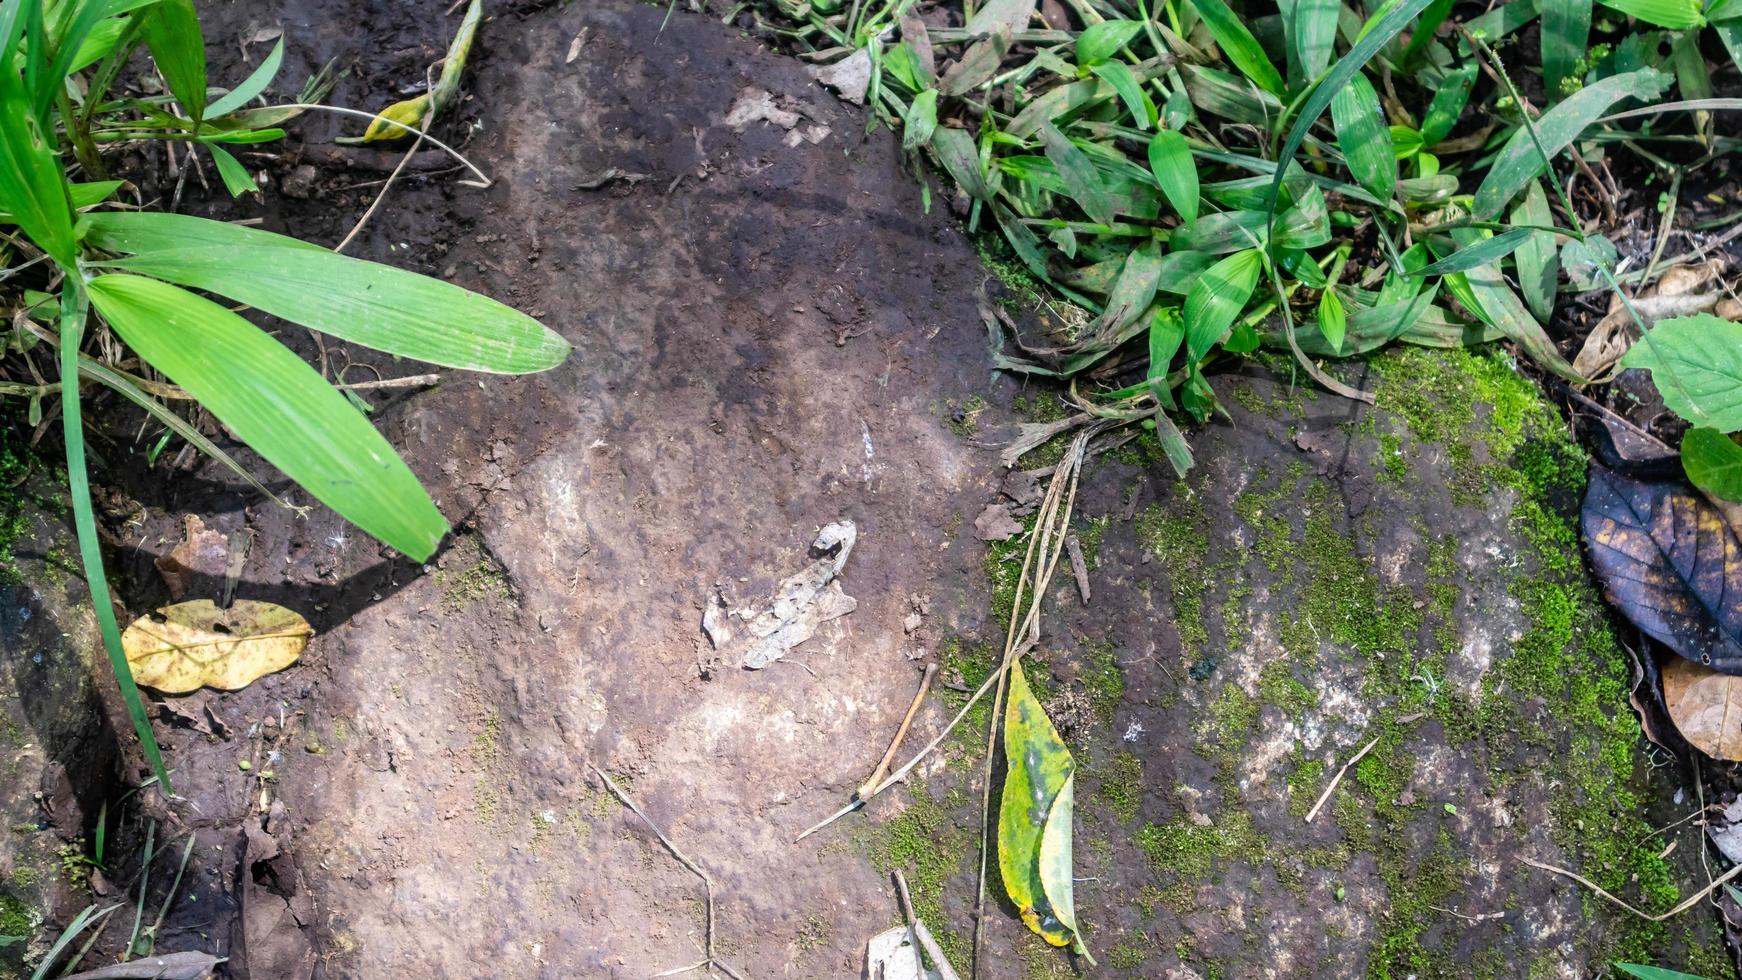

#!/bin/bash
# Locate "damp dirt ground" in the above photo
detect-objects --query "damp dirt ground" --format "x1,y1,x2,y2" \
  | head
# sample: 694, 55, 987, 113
0, 2, 1737, 979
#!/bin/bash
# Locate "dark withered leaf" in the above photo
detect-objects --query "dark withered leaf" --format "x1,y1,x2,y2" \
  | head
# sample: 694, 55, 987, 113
1583, 465, 1742, 672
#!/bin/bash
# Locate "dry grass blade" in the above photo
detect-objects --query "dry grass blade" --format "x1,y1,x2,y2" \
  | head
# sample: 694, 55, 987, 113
1303, 735, 1380, 823
1520, 855, 1742, 921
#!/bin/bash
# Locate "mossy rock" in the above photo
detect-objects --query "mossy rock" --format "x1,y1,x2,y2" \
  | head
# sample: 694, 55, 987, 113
0, 455, 121, 975
893, 347, 1729, 979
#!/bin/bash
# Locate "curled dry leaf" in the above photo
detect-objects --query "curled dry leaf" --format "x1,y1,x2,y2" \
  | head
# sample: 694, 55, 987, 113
1582, 466, 1742, 672
1662, 655, 1742, 760
122, 599, 313, 693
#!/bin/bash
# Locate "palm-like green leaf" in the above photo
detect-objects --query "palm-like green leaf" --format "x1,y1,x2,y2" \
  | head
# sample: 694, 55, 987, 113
1330, 74, 1395, 202
1191, 0, 1286, 97
86, 274, 447, 560
1147, 130, 1199, 224
1184, 248, 1263, 362
84, 212, 570, 374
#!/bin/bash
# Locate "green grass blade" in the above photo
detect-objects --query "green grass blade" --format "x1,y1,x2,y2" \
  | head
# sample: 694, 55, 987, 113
1330, 74, 1395, 202
0, 47, 76, 267
137, 0, 206, 125
902, 88, 938, 150
56, 282, 172, 792
207, 144, 256, 196
1597, 0, 1704, 25
207, 36, 283, 118
1316, 286, 1345, 352
1288, 0, 1338, 89
1419, 62, 1476, 145
1447, 230, 1583, 380
1472, 68, 1670, 218
1614, 966, 1711, 980
1401, 0, 1455, 65
1090, 61, 1154, 129
1512, 179, 1557, 321
1407, 228, 1533, 277
86, 274, 447, 560
1038, 122, 1114, 226
85, 214, 569, 374
1184, 248, 1263, 361
1077, 20, 1143, 65
1191, 0, 1286, 97
1265, 0, 1438, 225
1146, 130, 1199, 224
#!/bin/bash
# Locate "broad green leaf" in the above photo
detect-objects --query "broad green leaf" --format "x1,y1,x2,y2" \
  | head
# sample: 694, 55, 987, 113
86, 274, 446, 559
138, 0, 207, 125
1541, 0, 1592, 95
1511, 180, 1557, 321
208, 144, 257, 196
1151, 407, 1194, 477
107, 245, 569, 373
902, 88, 938, 151
207, 36, 284, 118
1077, 19, 1142, 65
1180, 63, 1283, 125
1614, 962, 1713, 979
0, 180, 118, 225
1719, 24, 1742, 78
82, 210, 323, 253
1098, 238, 1165, 333
1448, 229, 1582, 381
1401, 0, 1455, 65
1008, 75, 1115, 138
1682, 427, 1742, 502
998, 662, 1078, 949
1670, 29, 1713, 137
994, 202, 1052, 281
1147, 130, 1199, 224
1472, 68, 1671, 219
1420, 63, 1476, 145
1038, 775, 1092, 962
1149, 306, 1185, 403
1317, 286, 1346, 352
1266, 0, 1438, 222
1389, 125, 1424, 159
85, 212, 571, 374
0, 41, 76, 267
1184, 248, 1263, 361
1599, 0, 1704, 25
1190, 0, 1286, 97
1090, 61, 1155, 129
1408, 229, 1533, 277
928, 126, 990, 200
1622, 314, 1742, 430
1331, 75, 1395, 202
1289, 0, 1339, 88
36, 0, 159, 115
57, 282, 174, 793
1038, 122, 1114, 226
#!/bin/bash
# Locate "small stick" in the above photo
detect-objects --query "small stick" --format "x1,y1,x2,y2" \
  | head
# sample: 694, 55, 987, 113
861, 664, 940, 800
1304, 736, 1380, 824
893, 871, 926, 980
1521, 855, 1742, 921
590, 765, 746, 980
912, 921, 963, 980
1065, 534, 1090, 605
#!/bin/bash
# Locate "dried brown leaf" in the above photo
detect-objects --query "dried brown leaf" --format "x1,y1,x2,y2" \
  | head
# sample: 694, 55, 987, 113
1663, 655, 1742, 760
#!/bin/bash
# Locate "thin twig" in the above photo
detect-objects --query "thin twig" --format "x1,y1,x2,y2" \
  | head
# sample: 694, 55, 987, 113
1520, 855, 1742, 921
260, 104, 492, 186
892, 871, 927, 980
1303, 736, 1380, 824
590, 765, 746, 980
862, 664, 940, 799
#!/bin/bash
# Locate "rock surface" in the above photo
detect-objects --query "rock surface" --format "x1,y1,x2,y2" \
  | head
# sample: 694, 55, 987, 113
36, 2, 1729, 978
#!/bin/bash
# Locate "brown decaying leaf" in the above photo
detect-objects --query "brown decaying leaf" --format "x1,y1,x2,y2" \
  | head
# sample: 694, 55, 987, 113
1582, 466, 1742, 672
1662, 655, 1742, 760
1572, 258, 1728, 380
122, 599, 313, 693
154, 514, 229, 600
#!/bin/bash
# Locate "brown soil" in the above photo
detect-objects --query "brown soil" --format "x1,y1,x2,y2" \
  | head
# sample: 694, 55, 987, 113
2, 2, 1736, 980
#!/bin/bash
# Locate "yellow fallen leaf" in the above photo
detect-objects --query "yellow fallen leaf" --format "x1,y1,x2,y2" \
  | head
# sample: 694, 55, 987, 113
360, 94, 431, 142
1662, 655, 1742, 761
122, 600, 312, 693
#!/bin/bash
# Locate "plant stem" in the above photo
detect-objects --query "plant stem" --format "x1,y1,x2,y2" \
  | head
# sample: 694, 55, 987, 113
57, 280, 172, 794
